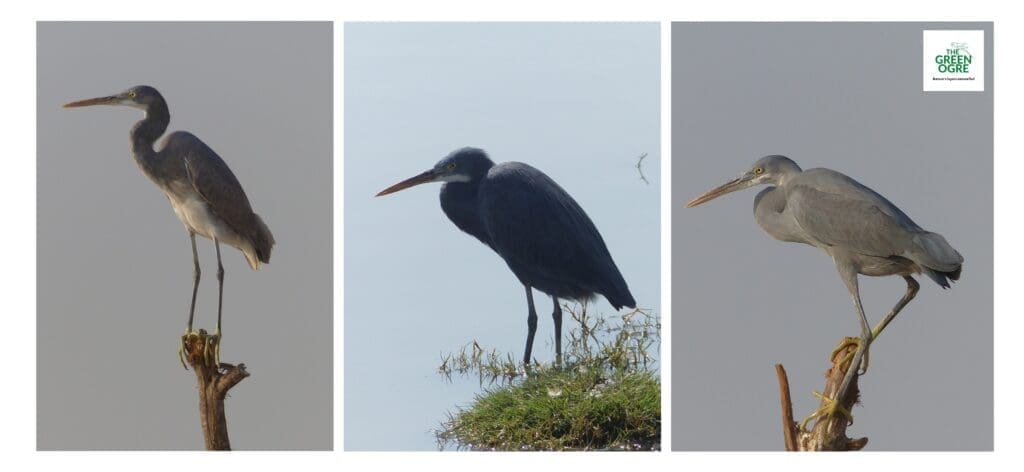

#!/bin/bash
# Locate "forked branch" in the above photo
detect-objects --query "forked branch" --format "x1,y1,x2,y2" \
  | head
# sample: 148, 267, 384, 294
183, 330, 249, 451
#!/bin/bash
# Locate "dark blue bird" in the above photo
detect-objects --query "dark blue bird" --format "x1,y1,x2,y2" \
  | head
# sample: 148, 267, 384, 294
376, 147, 636, 364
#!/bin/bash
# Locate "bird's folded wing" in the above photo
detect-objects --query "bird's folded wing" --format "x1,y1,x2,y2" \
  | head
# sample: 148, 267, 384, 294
479, 167, 613, 283
180, 137, 258, 234
787, 184, 913, 258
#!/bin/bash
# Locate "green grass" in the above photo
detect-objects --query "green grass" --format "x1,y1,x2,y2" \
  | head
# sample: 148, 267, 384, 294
435, 306, 661, 451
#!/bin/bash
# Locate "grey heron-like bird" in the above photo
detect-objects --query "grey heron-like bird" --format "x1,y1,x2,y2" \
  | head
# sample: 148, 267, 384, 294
64, 85, 275, 368
376, 147, 636, 365
686, 155, 962, 423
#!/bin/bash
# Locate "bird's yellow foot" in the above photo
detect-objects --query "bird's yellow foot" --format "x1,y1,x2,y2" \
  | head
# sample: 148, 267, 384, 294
204, 331, 222, 368
179, 331, 199, 369
830, 336, 869, 375
178, 333, 190, 369
179, 330, 219, 369
800, 390, 854, 431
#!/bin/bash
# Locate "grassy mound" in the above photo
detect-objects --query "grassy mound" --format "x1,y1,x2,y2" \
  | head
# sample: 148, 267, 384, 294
436, 307, 661, 451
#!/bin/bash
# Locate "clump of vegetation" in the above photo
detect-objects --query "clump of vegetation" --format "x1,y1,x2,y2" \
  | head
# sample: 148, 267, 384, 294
435, 306, 661, 451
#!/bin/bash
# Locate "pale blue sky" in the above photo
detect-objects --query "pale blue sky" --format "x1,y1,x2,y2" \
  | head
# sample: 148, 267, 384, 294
344, 22, 660, 450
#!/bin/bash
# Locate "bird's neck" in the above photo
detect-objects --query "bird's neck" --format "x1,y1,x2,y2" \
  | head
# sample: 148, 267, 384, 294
130, 105, 170, 163
440, 180, 493, 249
443, 178, 480, 191
772, 168, 801, 187
771, 159, 803, 186
753, 186, 803, 243
440, 180, 482, 207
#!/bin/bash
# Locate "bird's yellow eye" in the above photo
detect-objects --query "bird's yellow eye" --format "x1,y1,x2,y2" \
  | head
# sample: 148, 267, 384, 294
447, 163, 457, 170
128, 91, 137, 98
754, 167, 764, 175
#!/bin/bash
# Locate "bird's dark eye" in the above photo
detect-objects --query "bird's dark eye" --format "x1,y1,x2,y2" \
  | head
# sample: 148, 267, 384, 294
754, 167, 764, 175
447, 163, 457, 170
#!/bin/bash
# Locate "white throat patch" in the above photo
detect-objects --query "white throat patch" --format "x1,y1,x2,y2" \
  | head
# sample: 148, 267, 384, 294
439, 173, 471, 183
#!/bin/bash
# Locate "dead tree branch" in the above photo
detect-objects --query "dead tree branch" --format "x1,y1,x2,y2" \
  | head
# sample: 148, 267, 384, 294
775, 364, 799, 451
183, 330, 249, 451
776, 336, 868, 451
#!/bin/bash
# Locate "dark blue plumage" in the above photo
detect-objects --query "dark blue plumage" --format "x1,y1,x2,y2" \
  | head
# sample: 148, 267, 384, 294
377, 147, 635, 364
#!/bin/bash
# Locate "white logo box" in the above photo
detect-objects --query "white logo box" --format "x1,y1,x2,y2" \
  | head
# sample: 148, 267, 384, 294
923, 30, 985, 92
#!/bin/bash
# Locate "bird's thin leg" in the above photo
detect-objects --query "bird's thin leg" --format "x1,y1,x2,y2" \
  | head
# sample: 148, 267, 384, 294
871, 276, 920, 341
179, 232, 201, 369
187, 231, 201, 332
523, 285, 538, 366
828, 276, 918, 379
215, 239, 224, 338
206, 238, 225, 366
551, 296, 562, 365
805, 276, 918, 428
803, 266, 871, 428
836, 269, 872, 401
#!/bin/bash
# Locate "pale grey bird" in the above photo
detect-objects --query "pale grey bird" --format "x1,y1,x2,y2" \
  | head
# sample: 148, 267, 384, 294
64, 85, 275, 368
686, 155, 962, 423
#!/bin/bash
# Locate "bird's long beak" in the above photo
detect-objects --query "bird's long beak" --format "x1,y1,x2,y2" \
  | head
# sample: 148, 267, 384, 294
686, 175, 756, 208
63, 94, 121, 108
376, 169, 439, 197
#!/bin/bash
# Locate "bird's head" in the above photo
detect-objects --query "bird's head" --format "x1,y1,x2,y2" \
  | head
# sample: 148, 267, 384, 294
64, 85, 164, 111
376, 147, 495, 197
686, 155, 802, 208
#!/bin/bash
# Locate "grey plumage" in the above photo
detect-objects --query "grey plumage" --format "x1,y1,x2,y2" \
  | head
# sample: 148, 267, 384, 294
64, 85, 274, 366
687, 154, 962, 417
169, 131, 275, 267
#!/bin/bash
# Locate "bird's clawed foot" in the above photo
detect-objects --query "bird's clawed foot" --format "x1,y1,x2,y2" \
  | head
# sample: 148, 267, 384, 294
800, 390, 854, 431
178, 329, 222, 370
178, 332, 191, 369
830, 336, 870, 376
204, 329, 222, 367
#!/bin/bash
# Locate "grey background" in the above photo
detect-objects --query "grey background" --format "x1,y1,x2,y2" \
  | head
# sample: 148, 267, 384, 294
672, 23, 992, 451
345, 22, 660, 450
37, 22, 332, 450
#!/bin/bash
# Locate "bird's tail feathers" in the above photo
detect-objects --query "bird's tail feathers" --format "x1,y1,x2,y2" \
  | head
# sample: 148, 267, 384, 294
908, 231, 963, 288
604, 284, 636, 311
908, 231, 962, 270
599, 260, 636, 310
922, 267, 961, 289
243, 251, 261, 270
245, 213, 275, 270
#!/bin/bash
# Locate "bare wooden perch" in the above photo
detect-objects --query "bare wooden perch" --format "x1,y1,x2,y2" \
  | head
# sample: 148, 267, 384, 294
182, 330, 249, 451
776, 336, 869, 451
